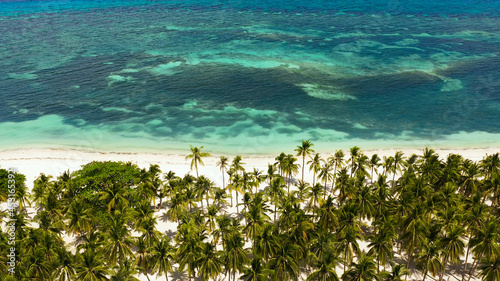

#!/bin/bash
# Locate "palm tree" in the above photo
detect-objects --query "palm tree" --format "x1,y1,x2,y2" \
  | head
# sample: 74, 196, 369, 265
243, 200, 271, 243
317, 196, 338, 231
479, 256, 500, 281
415, 242, 443, 281
380, 262, 410, 281
32, 173, 53, 206
334, 168, 352, 206
275, 153, 287, 177
66, 198, 94, 236
134, 237, 151, 281
186, 145, 211, 177
382, 156, 394, 178
253, 223, 277, 262
99, 181, 130, 212
252, 168, 265, 194
342, 252, 380, 281
369, 154, 381, 183
240, 258, 271, 281
368, 231, 393, 273
480, 153, 500, 180
349, 146, 362, 177
111, 258, 141, 281
11, 171, 30, 211
268, 239, 301, 281
336, 224, 362, 272
437, 224, 465, 281
267, 177, 285, 222
283, 154, 300, 191
150, 236, 174, 281
318, 163, 333, 197
308, 153, 323, 186
74, 250, 111, 281
213, 187, 230, 210
296, 180, 310, 201
461, 201, 488, 281
232, 155, 246, 174
198, 242, 223, 281
307, 249, 340, 281
295, 140, 315, 182
401, 204, 430, 268
392, 151, 405, 187
330, 150, 345, 188
467, 219, 500, 281
138, 215, 162, 248
166, 192, 187, 222
184, 185, 198, 213
353, 184, 375, 220
229, 174, 244, 215
75, 230, 103, 254
212, 214, 232, 245
51, 247, 76, 281
308, 183, 325, 212
266, 164, 278, 185
222, 231, 249, 281
217, 156, 230, 189
103, 215, 134, 265
176, 233, 203, 281
195, 175, 215, 209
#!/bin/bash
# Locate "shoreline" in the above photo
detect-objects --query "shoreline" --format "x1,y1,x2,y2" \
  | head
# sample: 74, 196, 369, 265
1, 146, 499, 190
1, 144, 499, 160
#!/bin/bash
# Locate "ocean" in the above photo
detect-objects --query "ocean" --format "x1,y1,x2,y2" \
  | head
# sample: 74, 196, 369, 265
1, 0, 499, 154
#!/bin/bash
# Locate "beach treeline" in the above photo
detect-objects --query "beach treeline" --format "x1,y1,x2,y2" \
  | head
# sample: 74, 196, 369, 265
1, 143, 500, 281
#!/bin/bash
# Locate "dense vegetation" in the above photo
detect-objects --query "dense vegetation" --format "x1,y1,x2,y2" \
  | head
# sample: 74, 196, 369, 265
1, 143, 500, 281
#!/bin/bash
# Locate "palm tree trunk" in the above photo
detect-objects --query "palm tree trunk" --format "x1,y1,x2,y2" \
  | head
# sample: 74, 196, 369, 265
236, 192, 239, 215
157, 197, 163, 212
274, 202, 277, 222
145, 272, 151, 281
222, 172, 225, 189
302, 156, 305, 182
438, 255, 449, 281
344, 247, 348, 272
287, 173, 291, 193
371, 167, 374, 183
324, 180, 328, 200
462, 234, 472, 281
467, 255, 481, 281
422, 270, 428, 281
312, 172, 316, 186
333, 163, 338, 188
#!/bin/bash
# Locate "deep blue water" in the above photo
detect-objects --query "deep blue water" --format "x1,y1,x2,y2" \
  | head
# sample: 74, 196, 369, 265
1, 0, 499, 153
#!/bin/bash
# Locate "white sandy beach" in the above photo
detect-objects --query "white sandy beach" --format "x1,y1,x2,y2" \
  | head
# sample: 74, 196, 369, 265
1, 146, 498, 281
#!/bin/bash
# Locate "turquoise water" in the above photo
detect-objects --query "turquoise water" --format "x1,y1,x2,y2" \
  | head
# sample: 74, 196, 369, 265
1, 0, 500, 154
